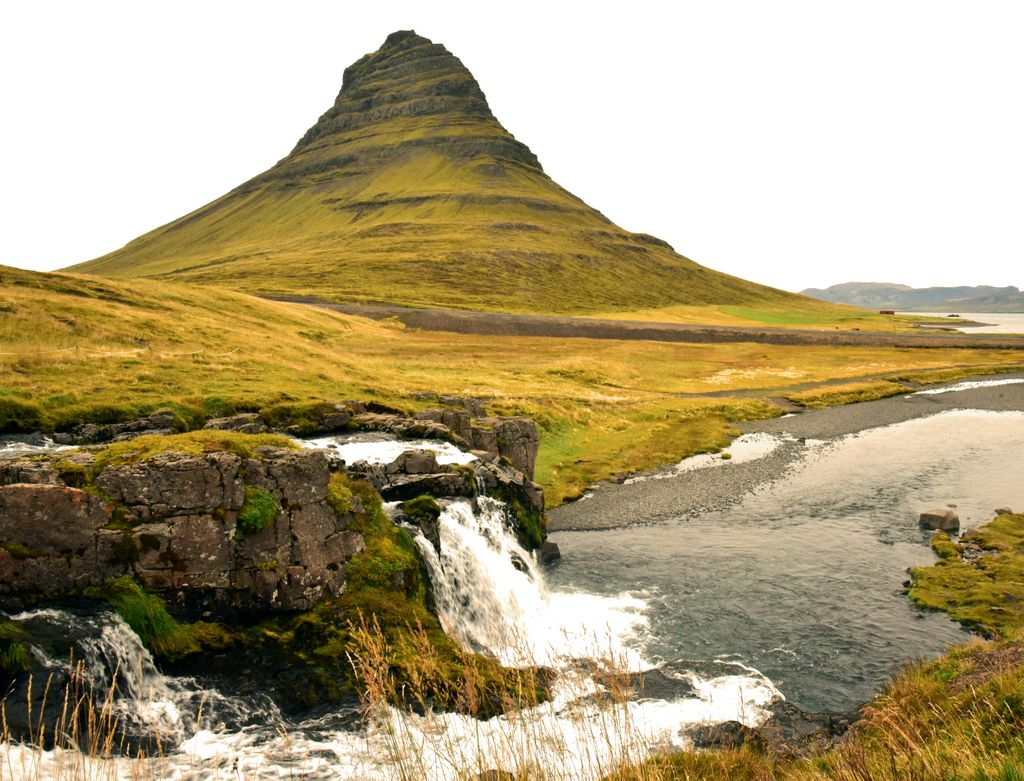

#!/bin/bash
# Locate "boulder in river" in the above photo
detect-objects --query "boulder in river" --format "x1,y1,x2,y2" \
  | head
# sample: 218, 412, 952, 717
539, 541, 561, 564
919, 508, 960, 532
995, 507, 1014, 516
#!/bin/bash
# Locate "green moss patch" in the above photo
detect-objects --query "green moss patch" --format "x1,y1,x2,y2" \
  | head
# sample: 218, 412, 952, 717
909, 514, 1024, 636
84, 576, 232, 660
91, 430, 295, 473
400, 494, 441, 522
492, 482, 545, 551
2, 541, 45, 560
237, 485, 280, 536
930, 530, 963, 560
326, 472, 353, 516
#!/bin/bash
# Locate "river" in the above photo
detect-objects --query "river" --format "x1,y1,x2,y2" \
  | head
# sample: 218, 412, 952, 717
3, 401, 1023, 778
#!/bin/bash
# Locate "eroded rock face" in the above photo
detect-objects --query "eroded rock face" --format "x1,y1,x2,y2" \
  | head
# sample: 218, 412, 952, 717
0, 449, 363, 612
414, 409, 472, 442
0, 484, 121, 594
471, 417, 539, 480
202, 413, 267, 434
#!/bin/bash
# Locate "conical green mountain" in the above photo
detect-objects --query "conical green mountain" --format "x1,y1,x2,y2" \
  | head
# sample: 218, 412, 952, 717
70, 30, 804, 314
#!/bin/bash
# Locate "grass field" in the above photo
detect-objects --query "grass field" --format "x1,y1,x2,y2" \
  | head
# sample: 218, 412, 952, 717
4, 265, 1024, 504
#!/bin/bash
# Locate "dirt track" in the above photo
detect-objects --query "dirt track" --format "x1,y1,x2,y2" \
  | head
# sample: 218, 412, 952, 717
269, 297, 1024, 350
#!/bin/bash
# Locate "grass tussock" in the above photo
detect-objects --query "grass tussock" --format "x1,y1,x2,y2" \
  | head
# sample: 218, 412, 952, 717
82, 577, 232, 661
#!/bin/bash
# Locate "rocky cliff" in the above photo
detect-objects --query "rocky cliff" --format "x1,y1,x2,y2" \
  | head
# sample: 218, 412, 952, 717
0, 404, 545, 613
0, 445, 361, 612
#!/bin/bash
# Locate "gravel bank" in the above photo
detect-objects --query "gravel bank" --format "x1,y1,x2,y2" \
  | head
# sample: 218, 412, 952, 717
548, 372, 1024, 532
272, 297, 1024, 350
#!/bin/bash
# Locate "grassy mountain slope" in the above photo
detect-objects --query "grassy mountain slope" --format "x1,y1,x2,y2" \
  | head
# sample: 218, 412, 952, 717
69, 30, 813, 315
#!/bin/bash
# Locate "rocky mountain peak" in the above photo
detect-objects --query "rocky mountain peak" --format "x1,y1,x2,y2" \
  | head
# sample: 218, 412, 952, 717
294, 30, 495, 153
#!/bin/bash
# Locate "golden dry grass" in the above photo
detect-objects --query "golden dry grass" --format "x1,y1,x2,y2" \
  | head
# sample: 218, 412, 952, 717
4, 265, 1024, 503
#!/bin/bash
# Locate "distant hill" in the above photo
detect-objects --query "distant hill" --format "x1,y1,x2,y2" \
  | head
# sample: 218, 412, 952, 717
68, 30, 817, 315
801, 282, 1024, 313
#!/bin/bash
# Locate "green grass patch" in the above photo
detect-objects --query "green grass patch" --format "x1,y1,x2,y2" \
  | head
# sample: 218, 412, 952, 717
0, 396, 47, 433
91, 430, 295, 473
887, 364, 1024, 385
909, 515, 1024, 636
83, 576, 236, 661
0, 620, 33, 675
236, 485, 280, 536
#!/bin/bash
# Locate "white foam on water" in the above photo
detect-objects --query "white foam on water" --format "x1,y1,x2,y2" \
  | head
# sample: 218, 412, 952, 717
907, 378, 1024, 396
299, 433, 478, 465
625, 433, 790, 485
0, 436, 74, 459
158, 667, 777, 781
417, 497, 650, 668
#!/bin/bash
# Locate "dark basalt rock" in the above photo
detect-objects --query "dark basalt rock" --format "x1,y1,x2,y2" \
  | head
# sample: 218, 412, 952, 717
687, 700, 856, 757
539, 541, 561, 564
919, 508, 960, 532
53, 410, 179, 445
0, 448, 363, 613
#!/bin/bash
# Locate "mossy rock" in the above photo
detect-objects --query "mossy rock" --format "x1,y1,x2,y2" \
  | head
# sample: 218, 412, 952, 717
909, 515, 1024, 636
258, 401, 339, 435
492, 482, 546, 551
326, 472, 352, 516
931, 531, 962, 560
401, 494, 442, 522
237, 485, 280, 536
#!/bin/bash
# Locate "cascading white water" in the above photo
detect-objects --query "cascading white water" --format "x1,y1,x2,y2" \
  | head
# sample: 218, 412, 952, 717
0, 436, 780, 779
8, 609, 271, 750
416, 497, 649, 668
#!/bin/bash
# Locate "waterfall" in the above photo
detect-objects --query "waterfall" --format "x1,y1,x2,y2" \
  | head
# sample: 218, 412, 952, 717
415, 497, 649, 668
7, 608, 268, 750
2, 488, 781, 779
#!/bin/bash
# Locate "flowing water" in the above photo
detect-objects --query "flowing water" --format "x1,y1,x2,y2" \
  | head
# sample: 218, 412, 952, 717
549, 409, 1024, 714
299, 432, 478, 466
3, 408, 1023, 777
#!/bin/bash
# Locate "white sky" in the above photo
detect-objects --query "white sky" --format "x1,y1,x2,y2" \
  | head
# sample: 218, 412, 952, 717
1, 0, 1022, 292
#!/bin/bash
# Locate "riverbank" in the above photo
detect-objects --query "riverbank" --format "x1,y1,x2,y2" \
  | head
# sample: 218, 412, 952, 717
550, 372, 1024, 531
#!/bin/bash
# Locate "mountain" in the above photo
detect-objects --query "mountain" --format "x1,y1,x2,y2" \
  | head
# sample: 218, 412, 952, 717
68, 30, 810, 315
802, 282, 1024, 313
